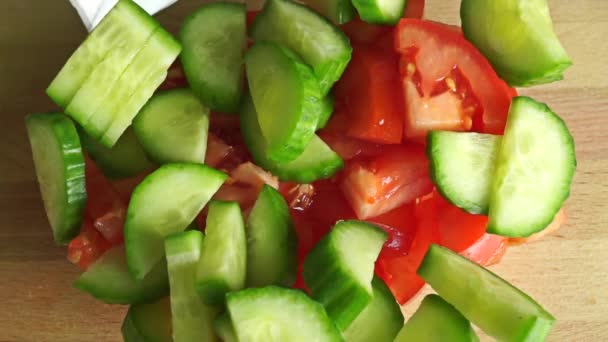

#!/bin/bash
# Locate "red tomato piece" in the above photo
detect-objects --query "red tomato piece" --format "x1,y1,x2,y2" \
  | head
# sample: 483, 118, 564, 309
395, 19, 514, 137
67, 218, 111, 270
334, 45, 404, 144
246, 10, 259, 28
307, 180, 356, 235
438, 201, 488, 253
404, 0, 425, 19
367, 203, 417, 260
111, 174, 149, 203
318, 131, 383, 161
340, 144, 433, 219
340, 17, 393, 46
460, 233, 507, 266
158, 61, 188, 91
205, 133, 234, 168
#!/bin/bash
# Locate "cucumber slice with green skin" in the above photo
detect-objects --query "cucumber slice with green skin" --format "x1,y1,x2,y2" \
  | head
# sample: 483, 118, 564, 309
165, 230, 219, 342
213, 314, 237, 342
133, 89, 210, 164
99, 29, 182, 147
418, 244, 556, 341
251, 0, 352, 96
343, 276, 404, 342
180, 2, 246, 113
246, 185, 298, 288
122, 297, 172, 342
303, 220, 387, 331
316, 93, 335, 130
352, 0, 406, 25
47, 0, 159, 108
25, 113, 86, 245
240, 96, 343, 183
125, 163, 227, 279
196, 201, 247, 306
427, 131, 501, 215
301, 0, 356, 24
79, 127, 156, 179
226, 286, 343, 342
74, 247, 169, 304
488, 96, 576, 237
394, 294, 479, 342
245, 41, 321, 163
461, 0, 572, 86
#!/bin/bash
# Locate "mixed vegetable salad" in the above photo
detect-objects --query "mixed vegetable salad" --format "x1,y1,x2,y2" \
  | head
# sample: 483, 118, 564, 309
27, 0, 575, 341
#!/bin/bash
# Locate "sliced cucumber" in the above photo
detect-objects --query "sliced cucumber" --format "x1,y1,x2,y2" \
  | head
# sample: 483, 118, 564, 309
79, 127, 156, 179
251, 0, 352, 95
317, 93, 335, 130
99, 28, 182, 147
246, 185, 298, 288
427, 131, 501, 215
488, 96, 576, 237
122, 297, 172, 342
133, 89, 210, 164
165, 230, 219, 342
303, 220, 387, 330
343, 276, 404, 342
74, 247, 169, 304
226, 286, 342, 342
301, 0, 356, 24
352, 0, 406, 25
196, 201, 247, 306
245, 41, 321, 162
419, 244, 556, 341
25, 113, 86, 244
394, 294, 478, 342
180, 2, 246, 113
125, 163, 226, 279
461, 0, 572, 86
240, 96, 343, 183
214, 314, 237, 342
47, 0, 159, 108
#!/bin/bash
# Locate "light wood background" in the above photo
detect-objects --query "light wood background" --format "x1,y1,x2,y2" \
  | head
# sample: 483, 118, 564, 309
0, 0, 606, 341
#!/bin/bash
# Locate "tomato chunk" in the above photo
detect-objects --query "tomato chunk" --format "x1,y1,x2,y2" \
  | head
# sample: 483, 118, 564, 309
461, 233, 507, 266
340, 144, 433, 219
368, 203, 417, 260
437, 198, 488, 253
404, 0, 425, 19
334, 45, 404, 144
67, 219, 111, 270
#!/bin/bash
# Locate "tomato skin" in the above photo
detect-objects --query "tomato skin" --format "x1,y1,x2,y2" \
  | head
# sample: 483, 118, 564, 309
395, 19, 514, 136
367, 203, 417, 259
438, 200, 488, 253
340, 144, 433, 219
334, 45, 404, 144
404, 0, 425, 19
461, 233, 507, 266
67, 219, 111, 270
158, 61, 188, 91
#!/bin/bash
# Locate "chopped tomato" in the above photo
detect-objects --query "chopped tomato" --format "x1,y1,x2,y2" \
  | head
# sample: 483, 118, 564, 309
67, 219, 111, 270
334, 45, 404, 144
340, 144, 433, 219
111, 174, 149, 203
306, 180, 356, 235
376, 194, 440, 304
246, 10, 259, 28
404, 0, 425, 19
367, 203, 417, 260
395, 19, 514, 137
341, 18, 393, 46
318, 131, 383, 161
438, 200, 488, 253
205, 133, 234, 168
230, 162, 279, 191
159, 61, 188, 91
508, 208, 566, 245
461, 233, 507, 266
213, 184, 259, 211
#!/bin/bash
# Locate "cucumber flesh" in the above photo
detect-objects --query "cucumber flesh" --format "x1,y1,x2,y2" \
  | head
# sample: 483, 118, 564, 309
301, 0, 356, 24
245, 42, 321, 162
74, 247, 169, 305
165, 230, 219, 342
133, 89, 210, 164
226, 286, 342, 342
251, 0, 352, 95
461, 0, 572, 86
427, 131, 501, 215
352, 0, 406, 25
303, 220, 387, 331
125, 163, 226, 279
180, 2, 246, 113
47, 0, 159, 108
343, 276, 404, 342
246, 185, 298, 288
79, 126, 156, 179
99, 29, 182, 147
26, 113, 86, 244
122, 297, 172, 342
394, 294, 479, 342
240, 96, 343, 183
196, 201, 247, 306
418, 244, 556, 341
213, 314, 238, 342
488, 96, 576, 237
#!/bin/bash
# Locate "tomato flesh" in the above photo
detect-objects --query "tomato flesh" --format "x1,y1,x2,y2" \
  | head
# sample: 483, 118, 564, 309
67, 218, 111, 270
437, 198, 488, 253
461, 233, 507, 266
404, 0, 425, 19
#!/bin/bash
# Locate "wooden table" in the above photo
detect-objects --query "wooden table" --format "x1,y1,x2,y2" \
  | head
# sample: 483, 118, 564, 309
0, 0, 606, 341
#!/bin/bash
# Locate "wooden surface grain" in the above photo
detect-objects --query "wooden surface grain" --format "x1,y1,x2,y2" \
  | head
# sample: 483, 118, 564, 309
0, 0, 606, 341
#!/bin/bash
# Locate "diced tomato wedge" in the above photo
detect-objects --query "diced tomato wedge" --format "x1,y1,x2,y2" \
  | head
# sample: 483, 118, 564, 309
437, 199, 488, 253
246, 10, 259, 28
318, 131, 383, 161
367, 203, 417, 260
340, 144, 433, 219
67, 218, 111, 270
159, 61, 188, 91
376, 194, 440, 304
110, 174, 149, 203
508, 208, 566, 245
306, 180, 356, 235
334, 45, 404, 144
205, 133, 234, 168
460, 233, 507, 267
404, 0, 425, 19
213, 184, 259, 211
395, 19, 514, 137
230, 162, 279, 191
341, 18, 393, 46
